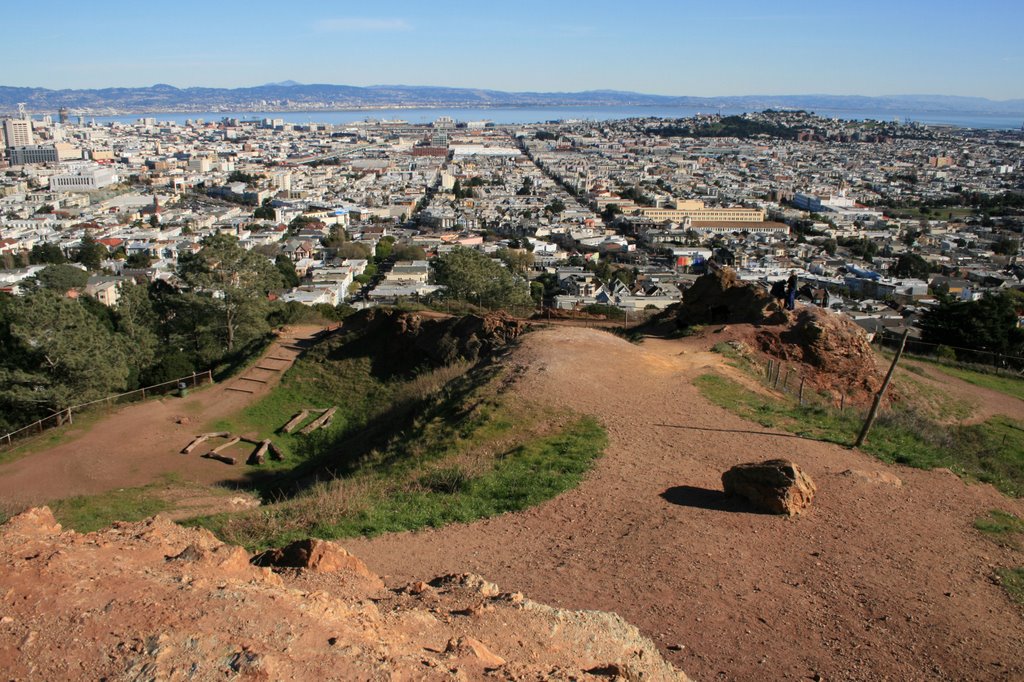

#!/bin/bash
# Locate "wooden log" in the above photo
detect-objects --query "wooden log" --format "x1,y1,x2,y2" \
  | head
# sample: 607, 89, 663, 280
210, 436, 241, 454
248, 440, 271, 465
226, 386, 255, 394
237, 436, 263, 445
300, 406, 338, 435
267, 441, 285, 461
181, 431, 230, 454
282, 410, 310, 433
238, 376, 268, 384
202, 452, 236, 465
255, 365, 283, 371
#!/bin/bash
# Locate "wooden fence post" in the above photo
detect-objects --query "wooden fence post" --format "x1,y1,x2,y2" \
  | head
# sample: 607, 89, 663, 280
855, 330, 909, 448
840, 393, 846, 412
798, 377, 806, 406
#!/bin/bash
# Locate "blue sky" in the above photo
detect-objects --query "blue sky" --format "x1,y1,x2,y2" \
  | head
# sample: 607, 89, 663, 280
5, 0, 1022, 99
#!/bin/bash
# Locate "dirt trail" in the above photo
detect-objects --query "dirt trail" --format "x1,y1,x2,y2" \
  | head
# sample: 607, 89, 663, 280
346, 327, 1024, 681
0, 325, 327, 508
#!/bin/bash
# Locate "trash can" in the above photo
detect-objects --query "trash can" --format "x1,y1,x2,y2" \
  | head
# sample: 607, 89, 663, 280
177, 382, 188, 398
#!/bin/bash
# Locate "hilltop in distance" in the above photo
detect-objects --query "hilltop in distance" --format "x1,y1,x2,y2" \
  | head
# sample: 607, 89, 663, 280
2, 81, 1024, 116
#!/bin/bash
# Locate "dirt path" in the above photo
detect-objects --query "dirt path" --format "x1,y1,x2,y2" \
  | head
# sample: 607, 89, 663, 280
346, 327, 1024, 681
899, 358, 1024, 424
0, 325, 328, 508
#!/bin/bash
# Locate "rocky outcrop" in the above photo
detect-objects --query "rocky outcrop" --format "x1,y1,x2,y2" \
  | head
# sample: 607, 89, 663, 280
0, 509, 689, 681
338, 309, 529, 373
722, 459, 816, 515
657, 268, 789, 328
252, 538, 383, 587
756, 307, 884, 399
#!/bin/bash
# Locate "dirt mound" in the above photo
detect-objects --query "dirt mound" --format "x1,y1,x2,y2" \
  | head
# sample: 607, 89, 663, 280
651, 268, 788, 329
341, 309, 529, 371
0, 508, 688, 681
754, 307, 884, 400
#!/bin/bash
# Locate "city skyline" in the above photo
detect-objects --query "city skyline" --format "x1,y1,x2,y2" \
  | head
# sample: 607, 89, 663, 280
4, 0, 1023, 100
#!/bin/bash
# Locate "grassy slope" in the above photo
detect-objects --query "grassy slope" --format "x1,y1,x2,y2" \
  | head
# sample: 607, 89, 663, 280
182, 325, 607, 550
695, 372, 1024, 497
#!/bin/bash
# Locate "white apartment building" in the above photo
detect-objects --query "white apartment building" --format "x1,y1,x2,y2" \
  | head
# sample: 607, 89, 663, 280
48, 165, 119, 191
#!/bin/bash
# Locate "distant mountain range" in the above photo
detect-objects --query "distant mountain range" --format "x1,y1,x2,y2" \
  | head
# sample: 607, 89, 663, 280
1, 82, 1023, 117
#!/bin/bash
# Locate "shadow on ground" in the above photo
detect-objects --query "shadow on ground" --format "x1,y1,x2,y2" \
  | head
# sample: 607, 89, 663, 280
660, 485, 758, 513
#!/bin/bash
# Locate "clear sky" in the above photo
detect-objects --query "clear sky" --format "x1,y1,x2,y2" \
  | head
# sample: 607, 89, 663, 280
4, 0, 1022, 99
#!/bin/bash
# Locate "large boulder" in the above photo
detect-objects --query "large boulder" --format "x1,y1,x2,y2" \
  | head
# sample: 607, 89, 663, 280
721, 459, 816, 516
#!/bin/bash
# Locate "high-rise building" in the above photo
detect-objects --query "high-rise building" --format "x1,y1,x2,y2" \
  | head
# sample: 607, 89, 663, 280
3, 118, 33, 148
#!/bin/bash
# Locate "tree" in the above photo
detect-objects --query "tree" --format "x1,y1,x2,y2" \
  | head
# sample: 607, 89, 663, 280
391, 244, 427, 261
375, 236, 396, 260
919, 291, 1024, 357
253, 198, 276, 220
114, 283, 159, 387
890, 253, 933, 279
32, 264, 89, 291
545, 198, 566, 215
75, 232, 107, 270
0, 290, 130, 415
29, 243, 67, 265
275, 254, 300, 288
601, 204, 623, 222
432, 247, 532, 310
496, 247, 534, 276
126, 252, 153, 269
177, 234, 282, 353
336, 242, 372, 260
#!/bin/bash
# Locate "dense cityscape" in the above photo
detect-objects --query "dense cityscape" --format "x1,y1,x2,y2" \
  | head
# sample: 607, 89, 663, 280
2, 109, 1022, 357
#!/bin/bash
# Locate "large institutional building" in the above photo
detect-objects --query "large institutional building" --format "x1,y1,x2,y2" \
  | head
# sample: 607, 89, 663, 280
637, 199, 765, 223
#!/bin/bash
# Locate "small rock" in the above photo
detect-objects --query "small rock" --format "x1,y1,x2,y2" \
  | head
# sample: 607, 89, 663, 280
252, 539, 383, 588
445, 636, 506, 668
840, 469, 902, 487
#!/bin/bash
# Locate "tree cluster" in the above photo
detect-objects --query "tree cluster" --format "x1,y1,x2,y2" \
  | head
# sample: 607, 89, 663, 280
431, 247, 531, 309
919, 290, 1024, 360
0, 235, 285, 432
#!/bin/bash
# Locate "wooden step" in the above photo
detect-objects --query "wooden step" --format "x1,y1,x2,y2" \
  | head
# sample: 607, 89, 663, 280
238, 376, 268, 384
226, 386, 255, 394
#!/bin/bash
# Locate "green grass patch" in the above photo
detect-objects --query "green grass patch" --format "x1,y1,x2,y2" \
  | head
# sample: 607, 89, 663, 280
974, 510, 1024, 549
930, 364, 1024, 402
51, 484, 171, 533
996, 567, 1024, 606
189, 400, 606, 551
695, 372, 1024, 497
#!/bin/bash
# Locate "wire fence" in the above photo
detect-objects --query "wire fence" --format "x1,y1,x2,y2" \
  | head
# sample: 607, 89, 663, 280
0, 370, 214, 451
757, 354, 866, 416
873, 330, 1024, 374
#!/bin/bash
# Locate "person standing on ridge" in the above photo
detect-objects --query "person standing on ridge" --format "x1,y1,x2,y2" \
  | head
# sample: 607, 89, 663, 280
785, 271, 798, 311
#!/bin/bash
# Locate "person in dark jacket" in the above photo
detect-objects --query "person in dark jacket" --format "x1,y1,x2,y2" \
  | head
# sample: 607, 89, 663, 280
785, 272, 798, 311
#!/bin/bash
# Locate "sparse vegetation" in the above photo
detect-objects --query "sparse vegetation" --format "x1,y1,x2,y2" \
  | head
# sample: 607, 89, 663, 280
695, 372, 1024, 497
52, 483, 171, 533
974, 510, 1024, 549
996, 567, 1024, 607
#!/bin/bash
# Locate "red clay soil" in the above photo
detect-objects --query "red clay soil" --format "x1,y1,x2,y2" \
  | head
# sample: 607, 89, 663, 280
0, 325, 327, 508
4, 322, 1024, 680
344, 326, 1024, 681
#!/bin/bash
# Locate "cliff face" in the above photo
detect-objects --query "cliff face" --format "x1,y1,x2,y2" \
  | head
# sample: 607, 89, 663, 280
0, 508, 688, 681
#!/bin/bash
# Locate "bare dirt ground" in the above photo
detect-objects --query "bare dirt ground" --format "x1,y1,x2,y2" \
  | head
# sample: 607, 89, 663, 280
344, 326, 1024, 681
0, 325, 327, 509
3, 322, 1024, 680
